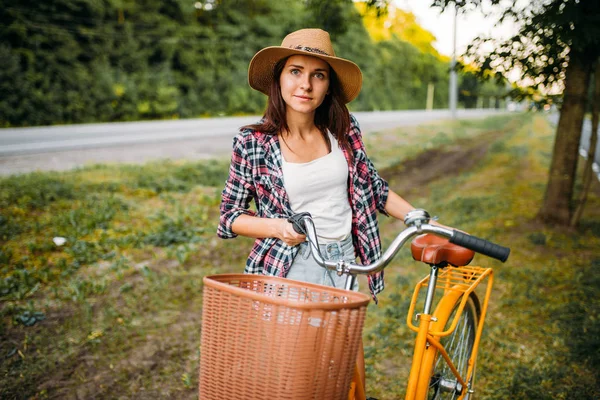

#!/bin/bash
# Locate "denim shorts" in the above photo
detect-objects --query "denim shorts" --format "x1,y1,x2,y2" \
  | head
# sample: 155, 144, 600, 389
286, 235, 359, 291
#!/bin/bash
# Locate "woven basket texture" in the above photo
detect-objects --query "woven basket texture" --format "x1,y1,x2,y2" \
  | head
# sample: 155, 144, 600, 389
199, 274, 370, 400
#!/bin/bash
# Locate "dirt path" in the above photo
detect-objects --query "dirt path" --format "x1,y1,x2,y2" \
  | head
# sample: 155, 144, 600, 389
380, 129, 500, 195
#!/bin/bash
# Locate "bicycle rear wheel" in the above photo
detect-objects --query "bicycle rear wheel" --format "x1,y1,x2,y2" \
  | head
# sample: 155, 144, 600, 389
421, 293, 481, 400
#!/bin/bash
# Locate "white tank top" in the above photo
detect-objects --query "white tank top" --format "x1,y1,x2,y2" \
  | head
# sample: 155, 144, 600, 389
281, 132, 352, 242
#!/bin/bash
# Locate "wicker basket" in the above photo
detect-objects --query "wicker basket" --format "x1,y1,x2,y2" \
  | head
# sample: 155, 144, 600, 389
199, 274, 370, 400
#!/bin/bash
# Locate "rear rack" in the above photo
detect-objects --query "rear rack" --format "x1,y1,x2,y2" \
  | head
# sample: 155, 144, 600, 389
407, 265, 494, 337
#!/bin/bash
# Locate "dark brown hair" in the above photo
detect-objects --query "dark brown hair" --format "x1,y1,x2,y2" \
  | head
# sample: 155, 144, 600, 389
242, 56, 353, 160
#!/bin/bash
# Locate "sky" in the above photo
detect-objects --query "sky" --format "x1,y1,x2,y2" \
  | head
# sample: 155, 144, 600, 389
394, 0, 518, 58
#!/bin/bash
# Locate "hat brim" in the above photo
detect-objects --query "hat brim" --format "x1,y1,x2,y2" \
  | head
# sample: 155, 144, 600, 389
248, 46, 363, 104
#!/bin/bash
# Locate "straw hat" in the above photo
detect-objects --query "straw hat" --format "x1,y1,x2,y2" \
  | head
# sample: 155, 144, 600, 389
248, 29, 363, 104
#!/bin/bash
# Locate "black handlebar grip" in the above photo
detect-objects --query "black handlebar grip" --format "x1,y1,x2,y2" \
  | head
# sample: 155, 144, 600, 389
450, 231, 510, 262
287, 212, 312, 235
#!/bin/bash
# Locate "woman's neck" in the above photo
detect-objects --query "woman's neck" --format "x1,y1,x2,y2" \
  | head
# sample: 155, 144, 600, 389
284, 110, 318, 139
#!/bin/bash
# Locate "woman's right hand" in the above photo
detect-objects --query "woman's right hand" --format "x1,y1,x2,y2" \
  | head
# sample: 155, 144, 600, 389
231, 214, 306, 245
276, 219, 306, 246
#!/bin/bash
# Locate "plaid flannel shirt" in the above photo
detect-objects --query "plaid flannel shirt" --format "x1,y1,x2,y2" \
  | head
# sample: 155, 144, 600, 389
217, 114, 390, 300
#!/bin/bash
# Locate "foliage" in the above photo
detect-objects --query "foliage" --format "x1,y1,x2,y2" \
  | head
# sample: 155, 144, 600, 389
357, 1, 441, 57
0, 0, 501, 127
433, 0, 600, 95
0, 0, 303, 126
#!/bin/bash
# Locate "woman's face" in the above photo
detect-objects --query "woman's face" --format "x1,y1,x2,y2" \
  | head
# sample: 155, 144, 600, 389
279, 55, 330, 117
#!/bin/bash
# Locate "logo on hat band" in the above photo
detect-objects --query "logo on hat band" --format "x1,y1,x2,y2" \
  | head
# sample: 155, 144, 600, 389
292, 45, 330, 56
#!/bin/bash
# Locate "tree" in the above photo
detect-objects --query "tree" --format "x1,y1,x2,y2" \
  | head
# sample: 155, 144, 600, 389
432, 0, 600, 226
356, 1, 442, 57
571, 59, 600, 227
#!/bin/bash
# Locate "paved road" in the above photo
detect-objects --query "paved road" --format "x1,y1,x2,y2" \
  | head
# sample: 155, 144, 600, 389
0, 109, 500, 176
580, 119, 600, 180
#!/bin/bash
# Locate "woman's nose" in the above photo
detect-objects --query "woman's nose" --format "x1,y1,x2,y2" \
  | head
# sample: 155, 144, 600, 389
300, 76, 312, 91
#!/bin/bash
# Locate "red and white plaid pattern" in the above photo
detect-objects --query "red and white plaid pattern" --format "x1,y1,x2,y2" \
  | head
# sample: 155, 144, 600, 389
218, 115, 389, 301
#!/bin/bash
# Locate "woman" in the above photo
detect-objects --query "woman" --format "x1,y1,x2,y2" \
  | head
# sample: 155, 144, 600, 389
218, 28, 431, 301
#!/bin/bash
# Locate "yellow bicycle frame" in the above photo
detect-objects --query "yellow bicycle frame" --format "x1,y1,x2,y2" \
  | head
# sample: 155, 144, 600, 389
406, 265, 494, 400
348, 265, 493, 400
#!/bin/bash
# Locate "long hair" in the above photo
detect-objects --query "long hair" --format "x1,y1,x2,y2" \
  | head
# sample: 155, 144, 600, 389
242, 56, 353, 160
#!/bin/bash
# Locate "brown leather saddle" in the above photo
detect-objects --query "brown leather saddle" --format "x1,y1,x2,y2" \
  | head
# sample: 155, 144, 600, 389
411, 234, 475, 267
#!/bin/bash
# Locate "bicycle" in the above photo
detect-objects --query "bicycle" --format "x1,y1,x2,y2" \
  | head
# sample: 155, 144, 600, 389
199, 209, 509, 400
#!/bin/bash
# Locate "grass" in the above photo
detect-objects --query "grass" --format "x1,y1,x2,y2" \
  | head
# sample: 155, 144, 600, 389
1, 113, 599, 399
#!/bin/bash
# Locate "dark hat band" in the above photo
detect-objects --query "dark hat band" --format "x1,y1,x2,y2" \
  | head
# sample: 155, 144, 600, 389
292, 45, 330, 56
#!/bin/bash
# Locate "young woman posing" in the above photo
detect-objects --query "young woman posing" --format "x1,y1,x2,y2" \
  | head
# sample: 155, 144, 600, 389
218, 28, 445, 301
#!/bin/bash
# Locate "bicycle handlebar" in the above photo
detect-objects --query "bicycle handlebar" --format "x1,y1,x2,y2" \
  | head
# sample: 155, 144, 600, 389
289, 209, 510, 276
449, 230, 510, 262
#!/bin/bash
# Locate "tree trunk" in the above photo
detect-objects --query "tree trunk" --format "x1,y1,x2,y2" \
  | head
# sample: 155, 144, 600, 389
571, 59, 600, 227
538, 50, 592, 225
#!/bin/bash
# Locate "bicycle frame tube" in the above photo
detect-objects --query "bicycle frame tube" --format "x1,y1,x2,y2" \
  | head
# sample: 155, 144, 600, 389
413, 270, 495, 400
423, 266, 440, 315
405, 265, 441, 399
414, 288, 463, 400
426, 337, 468, 389
405, 313, 434, 400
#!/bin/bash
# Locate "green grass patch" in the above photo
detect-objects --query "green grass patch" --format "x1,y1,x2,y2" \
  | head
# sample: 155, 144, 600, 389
1, 113, 598, 399
364, 113, 530, 169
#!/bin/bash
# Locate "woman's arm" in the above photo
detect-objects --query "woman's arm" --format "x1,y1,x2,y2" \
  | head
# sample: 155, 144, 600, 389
384, 189, 450, 229
232, 215, 306, 246
218, 135, 257, 239
219, 133, 305, 246
383, 190, 415, 220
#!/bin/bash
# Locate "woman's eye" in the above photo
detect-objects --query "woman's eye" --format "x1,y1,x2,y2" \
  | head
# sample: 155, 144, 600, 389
290, 69, 300, 75
314, 73, 325, 79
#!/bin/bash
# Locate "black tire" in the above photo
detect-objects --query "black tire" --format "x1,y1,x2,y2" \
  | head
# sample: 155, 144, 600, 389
428, 294, 481, 400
